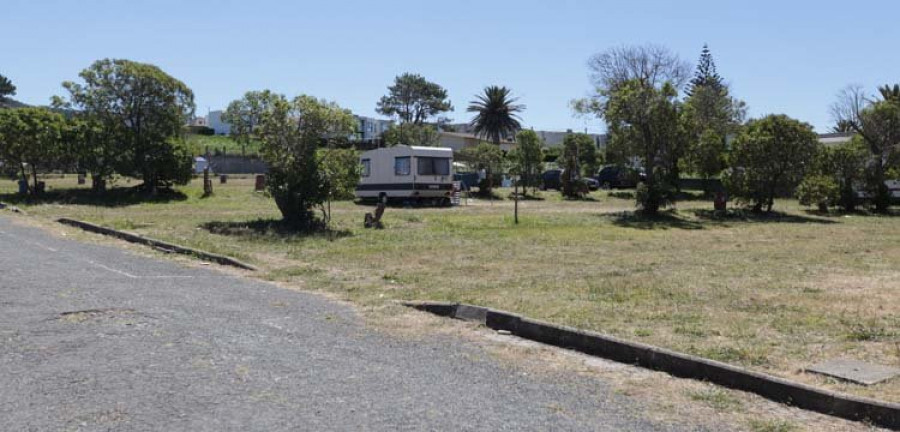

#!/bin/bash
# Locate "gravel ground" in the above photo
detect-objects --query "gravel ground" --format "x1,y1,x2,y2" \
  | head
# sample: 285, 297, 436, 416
0, 216, 700, 431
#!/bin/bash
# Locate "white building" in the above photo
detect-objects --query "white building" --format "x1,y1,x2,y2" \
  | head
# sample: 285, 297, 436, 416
208, 110, 231, 135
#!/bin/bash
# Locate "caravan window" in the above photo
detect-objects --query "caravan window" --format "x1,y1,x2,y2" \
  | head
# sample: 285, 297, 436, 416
417, 157, 450, 175
394, 156, 411, 176
361, 159, 370, 177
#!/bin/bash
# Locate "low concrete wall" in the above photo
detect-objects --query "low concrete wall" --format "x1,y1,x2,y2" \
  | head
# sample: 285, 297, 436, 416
404, 301, 900, 429
58, 218, 257, 271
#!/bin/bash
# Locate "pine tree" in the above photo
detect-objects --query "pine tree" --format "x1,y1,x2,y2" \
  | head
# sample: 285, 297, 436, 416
686, 44, 723, 96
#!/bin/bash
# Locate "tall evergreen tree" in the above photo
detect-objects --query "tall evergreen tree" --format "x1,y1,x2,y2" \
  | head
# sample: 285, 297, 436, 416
686, 44, 723, 96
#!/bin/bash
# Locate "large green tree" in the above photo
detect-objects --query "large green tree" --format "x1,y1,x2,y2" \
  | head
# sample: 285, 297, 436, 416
256, 94, 356, 230
832, 84, 900, 212
376, 73, 452, 146
222, 90, 278, 155
724, 114, 819, 213
0, 73, 16, 104
0, 107, 65, 194
574, 45, 690, 215
682, 45, 747, 193
467, 86, 524, 145
57, 59, 195, 194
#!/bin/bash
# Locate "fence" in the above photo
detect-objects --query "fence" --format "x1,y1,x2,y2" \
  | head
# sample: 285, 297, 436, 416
207, 155, 268, 174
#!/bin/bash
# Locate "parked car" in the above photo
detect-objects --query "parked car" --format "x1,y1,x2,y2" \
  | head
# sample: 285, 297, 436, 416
540, 169, 562, 190
594, 165, 645, 189
540, 169, 599, 191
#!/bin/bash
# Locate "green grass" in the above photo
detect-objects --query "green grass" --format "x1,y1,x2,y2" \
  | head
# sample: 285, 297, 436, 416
4, 176, 900, 404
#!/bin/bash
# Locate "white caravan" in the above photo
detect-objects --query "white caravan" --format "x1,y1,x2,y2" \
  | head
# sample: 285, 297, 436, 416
356, 145, 454, 204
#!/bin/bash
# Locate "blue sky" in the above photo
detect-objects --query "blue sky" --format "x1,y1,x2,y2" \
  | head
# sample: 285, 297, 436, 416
2, 0, 897, 133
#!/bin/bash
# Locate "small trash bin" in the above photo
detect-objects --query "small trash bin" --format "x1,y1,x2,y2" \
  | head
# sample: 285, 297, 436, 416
17, 180, 28, 195
254, 175, 266, 192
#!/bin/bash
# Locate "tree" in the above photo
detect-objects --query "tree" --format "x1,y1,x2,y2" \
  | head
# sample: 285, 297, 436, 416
460, 142, 504, 195
257, 94, 356, 230
222, 90, 278, 155
682, 45, 747, 193
559, 135, 583, 198
879, 84, 900, 104
574, 45, 690, 215
0, 108, 65, 194
377, 73, 452, 125
0, 73, 16, 104
799, 138, 868, 211
724, 114, 819, 213
468, 86, 524, 145
57, 59, 195, 194
510, 129, 544, 195
573, 133, 601, 176
318, 147, 361, 221
686, 44, 724, 96
382, 123, 440, 146
832, 84, 900, 212
797, 174, 839, 212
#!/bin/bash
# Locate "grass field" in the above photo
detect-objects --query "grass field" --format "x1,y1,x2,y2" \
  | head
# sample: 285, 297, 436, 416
3, 176, 900, 405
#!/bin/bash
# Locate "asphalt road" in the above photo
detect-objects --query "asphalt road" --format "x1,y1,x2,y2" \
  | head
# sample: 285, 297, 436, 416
0, 215, 686, 431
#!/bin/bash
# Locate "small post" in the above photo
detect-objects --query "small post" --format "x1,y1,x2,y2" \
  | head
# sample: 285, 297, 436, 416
513, 175, 519, 225
202, 167, 213, 197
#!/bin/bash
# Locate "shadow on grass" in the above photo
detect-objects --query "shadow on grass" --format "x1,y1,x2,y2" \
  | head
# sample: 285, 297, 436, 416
692, 209, 839, 225
605, 210, 705, 230
0, 187, 187, 208
201, 219, 352, 240
607, 191, 635, 200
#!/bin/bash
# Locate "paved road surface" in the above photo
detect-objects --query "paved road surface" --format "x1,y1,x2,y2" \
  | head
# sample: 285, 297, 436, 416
0, 216, 687, 431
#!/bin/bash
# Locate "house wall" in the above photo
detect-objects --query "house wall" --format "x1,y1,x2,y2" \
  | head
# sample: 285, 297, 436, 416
208, 111, 231, 136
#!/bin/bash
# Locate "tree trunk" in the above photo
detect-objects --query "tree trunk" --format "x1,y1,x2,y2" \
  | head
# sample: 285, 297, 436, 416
873, 161, 890, 213
31, 165, 39, 196
91, 174, 107, 193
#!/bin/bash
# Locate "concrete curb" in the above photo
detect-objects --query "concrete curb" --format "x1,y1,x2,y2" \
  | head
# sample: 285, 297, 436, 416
0, 202, 27, 215
57, 218, 258, 271
403, 301, 900, 430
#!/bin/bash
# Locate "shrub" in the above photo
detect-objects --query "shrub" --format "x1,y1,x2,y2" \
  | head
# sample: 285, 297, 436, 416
796, 175, 838, 212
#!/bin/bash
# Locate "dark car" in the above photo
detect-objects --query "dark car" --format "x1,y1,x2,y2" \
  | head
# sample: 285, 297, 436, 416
540, 169, 562, 190
594, 165, 645, 189
540, 169, 599, 191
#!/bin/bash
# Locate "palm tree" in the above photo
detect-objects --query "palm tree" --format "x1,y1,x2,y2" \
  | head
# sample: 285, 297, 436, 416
878, 84, 900, 104
467, 86, 524, 145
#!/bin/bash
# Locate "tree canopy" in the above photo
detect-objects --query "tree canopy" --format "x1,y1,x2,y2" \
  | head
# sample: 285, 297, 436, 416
0, 107, 65, 194
832, 84, 900, 212
376, 73, 452, 125
57, 59, 195, 194
222, 90, 278, 153
256, 94, 357, 230
724, 114, 819, 213
467, 86, 524, 145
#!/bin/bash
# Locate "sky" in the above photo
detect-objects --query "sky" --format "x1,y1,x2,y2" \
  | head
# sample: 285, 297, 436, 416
2, 0, 898, 134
